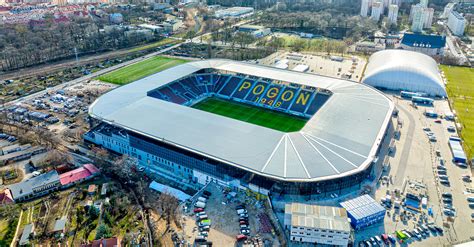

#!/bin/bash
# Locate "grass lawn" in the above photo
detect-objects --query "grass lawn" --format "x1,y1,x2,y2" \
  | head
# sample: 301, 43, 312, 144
192, 97, 308, 132
97, 56, 187, 85
442, 65, 474, 159
0, 216, 19, 246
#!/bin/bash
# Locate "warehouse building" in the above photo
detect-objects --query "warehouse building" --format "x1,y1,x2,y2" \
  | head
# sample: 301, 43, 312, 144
362, 50, 446, 97
400, 33, 446, 56
340, 194, 386, 230
284, 202, 351, 246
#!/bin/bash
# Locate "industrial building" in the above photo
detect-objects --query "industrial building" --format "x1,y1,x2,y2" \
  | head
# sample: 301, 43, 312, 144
238, 25, 271, 38
284, 202, 351, 245
363, 50, 446, 97
6, 164, 99, 202
214, 7, 254, 19
340, 194, 386, 230
86, 59, 394, 196
400, 33, 446, 56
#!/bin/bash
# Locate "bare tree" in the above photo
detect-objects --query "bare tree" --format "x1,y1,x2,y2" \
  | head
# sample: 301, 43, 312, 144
40, 149, 73, 168
156, 191, 179, 227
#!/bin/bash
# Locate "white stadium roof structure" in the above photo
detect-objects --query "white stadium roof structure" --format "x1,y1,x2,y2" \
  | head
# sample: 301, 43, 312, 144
90, 59, 394, 182
362, 50, 446, 97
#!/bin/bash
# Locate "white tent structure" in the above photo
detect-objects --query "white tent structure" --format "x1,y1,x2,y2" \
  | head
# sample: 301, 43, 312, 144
362, 50, 446, 97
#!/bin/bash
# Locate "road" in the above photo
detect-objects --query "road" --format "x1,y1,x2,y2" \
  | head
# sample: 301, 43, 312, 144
3, 42, 185, 108
445, 29, 469, 65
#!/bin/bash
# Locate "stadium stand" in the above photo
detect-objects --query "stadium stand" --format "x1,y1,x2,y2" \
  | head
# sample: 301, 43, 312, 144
147, 73, 332, 118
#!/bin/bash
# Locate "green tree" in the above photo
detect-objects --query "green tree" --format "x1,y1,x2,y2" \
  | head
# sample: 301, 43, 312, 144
95, 224, 112, 240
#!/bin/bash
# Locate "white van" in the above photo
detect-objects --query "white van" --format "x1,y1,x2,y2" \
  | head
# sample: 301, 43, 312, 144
197, 197, 207, 203
194, 201, 206, 208
236, 209, 247, 215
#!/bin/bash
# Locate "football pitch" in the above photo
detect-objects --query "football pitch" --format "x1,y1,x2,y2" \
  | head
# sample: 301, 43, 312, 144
192, 97, 308, 132
442, 65, 474, 159
98, 56, 187, 85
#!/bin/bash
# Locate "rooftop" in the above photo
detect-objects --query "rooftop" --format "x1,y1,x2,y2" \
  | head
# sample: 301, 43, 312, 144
401, 33, 446, 49
8, 170, 60, 199
59, 164, 99, 186
285, 203, 350, 232
340, 194, 386, 220
89, 59, 393, 182
81, 237, 121, 247
19, 224, 34, 246
52, 218, 66, 232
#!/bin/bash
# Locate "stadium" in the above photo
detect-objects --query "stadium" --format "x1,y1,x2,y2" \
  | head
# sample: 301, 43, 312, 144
85, 59, 394, 196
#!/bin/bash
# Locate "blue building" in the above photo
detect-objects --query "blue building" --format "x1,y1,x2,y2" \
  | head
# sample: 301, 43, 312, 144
400, 33, 446, 56
340, 194, 386, 230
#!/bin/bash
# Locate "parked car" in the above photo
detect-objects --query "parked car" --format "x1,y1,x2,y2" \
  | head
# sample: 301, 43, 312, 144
239, 213, 249, 218
434, 119, 442, 123
444, 209, 455, 216
447, 126, 456, 132
440, 180, 450, 186
236, 209, 248, 215
442, 192, 452, 198
194, 207, 204, 213
240, 229, 250, 235
236, 234, 247, 241
374, 235, 383, 244
199, 226, 210, 232
443, 198, 453, 203
235, 205, 246, 210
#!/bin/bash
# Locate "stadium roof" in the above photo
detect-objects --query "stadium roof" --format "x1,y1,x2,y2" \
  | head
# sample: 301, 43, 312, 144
362, 50, 446, 96
90, 59, 394, 182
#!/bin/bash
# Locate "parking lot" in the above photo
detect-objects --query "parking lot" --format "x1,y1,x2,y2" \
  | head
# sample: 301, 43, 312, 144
182, 183, 280, 246
258, 51, 366, 81
4, 80, 115, 143
356, 94, 474, 246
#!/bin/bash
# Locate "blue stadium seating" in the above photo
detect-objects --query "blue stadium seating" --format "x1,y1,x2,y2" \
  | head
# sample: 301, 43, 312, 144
244, 81, 269, 103
232, 79, 256, 99
274, 86, 298, 111
305, 93, 331, 115
218, 76, 243, 97
147, 73, 331, 118
289, 89, 316, 114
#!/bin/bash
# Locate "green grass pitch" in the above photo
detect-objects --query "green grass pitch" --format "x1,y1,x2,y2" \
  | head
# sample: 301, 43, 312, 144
98, 56, 187, 85
442, 65, 474, 159
192, 97, 308, 132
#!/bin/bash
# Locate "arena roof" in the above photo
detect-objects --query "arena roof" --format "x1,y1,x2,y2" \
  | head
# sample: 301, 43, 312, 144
90, 59, 394, 182
362, 50, 446, 97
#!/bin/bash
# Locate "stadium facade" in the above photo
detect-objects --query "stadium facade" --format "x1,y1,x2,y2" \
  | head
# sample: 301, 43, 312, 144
85, 59, 394, 196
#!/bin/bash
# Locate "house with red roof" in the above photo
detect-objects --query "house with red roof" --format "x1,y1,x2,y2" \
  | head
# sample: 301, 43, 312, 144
59, 164, 100, 188
81, 236, 121, 247
0, 189, 14, 205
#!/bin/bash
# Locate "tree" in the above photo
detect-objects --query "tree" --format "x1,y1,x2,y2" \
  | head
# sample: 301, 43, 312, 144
95, 224, 112, 240
156, 191, 179, 226
39, 149, 73, 169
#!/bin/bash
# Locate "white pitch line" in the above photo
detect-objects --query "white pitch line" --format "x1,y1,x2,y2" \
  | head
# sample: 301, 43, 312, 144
261, 135, 286, 172
301, 134, 340, 174
287, 135, 311, 179
303, 132, 367, 158
305, 134, 359, 168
